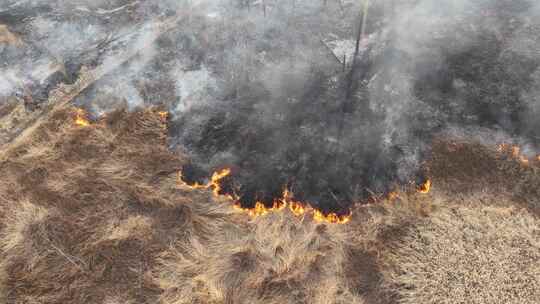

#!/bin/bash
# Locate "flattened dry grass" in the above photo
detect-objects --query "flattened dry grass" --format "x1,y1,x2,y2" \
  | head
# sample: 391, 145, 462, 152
381, 205, 540, 304
0, 105, 231, 303
154, 210, 368, 304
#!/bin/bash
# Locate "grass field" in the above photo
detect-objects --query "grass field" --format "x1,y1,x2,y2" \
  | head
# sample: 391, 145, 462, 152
0, 103, 538, 304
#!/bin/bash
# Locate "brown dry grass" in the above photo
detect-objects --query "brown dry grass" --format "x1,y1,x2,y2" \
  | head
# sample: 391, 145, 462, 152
381, 204, 540, 304
0, 105, 539, 304
428, 138, 540, 214
0, 25, 23, 47
0, 105, 207, 303
154, 210, 367, 304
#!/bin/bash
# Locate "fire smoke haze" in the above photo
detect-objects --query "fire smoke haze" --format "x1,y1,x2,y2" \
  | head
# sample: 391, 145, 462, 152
1, 0, 540, 212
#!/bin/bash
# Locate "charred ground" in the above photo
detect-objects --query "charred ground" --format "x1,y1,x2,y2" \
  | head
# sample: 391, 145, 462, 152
171, 0, 540, 213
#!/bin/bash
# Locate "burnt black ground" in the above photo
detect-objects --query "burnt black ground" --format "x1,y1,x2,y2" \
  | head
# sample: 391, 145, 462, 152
2, 0, 539, 214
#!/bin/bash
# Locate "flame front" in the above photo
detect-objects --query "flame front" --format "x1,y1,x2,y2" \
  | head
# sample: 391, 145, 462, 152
177, 171, 207, 189
209, 168, 232, 196
288, 201, 306, 217
498, 144, 536, 166
74, 108, 90, 127
177, 168, 232, 195
178, 172, 353, 224
313, 210, 351, 224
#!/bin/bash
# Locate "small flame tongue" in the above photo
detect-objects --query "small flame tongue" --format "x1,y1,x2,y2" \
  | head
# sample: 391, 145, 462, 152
417, 179, 431, 194
74, 108, 90, 127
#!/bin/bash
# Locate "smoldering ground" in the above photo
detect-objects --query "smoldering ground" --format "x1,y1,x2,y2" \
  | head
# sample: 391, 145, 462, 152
2, 0, 540, 213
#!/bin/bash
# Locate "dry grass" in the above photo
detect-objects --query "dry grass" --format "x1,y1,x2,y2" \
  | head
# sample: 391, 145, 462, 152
0, 24, 23, 47
154, 210, 367, 304
428, 138, 540, 214
0, 105, 196, 303
0, 105, 539, 303
0, 199, 49, 302
381, 204, 540, 304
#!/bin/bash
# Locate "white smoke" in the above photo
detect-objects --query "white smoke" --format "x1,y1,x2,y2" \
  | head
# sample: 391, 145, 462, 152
0, 68, 22, 97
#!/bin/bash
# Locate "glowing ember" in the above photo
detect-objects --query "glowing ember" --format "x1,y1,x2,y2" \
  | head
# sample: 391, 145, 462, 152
74, 108, 90, 127
418, 179, 431, 194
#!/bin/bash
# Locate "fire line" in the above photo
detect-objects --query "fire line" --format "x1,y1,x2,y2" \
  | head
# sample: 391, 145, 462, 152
177, 169, 352, 224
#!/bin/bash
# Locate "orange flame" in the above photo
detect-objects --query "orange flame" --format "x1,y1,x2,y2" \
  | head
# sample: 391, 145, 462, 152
499, 144, 535, 166
158, 111, 168, 121
178, 171, 353, 224
388, 191, 399, 200
209, 168, 232, 196
418, 179, 431, 194
74, 108, 90, 127
177, 168, 232, 195
313, 210, 351, 224
177, 171, 206, 189
288, 201, 306, 217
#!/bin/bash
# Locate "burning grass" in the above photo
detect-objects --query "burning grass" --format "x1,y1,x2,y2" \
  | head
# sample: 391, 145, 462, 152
0, 105, 539, 303
178, 170, 353, 224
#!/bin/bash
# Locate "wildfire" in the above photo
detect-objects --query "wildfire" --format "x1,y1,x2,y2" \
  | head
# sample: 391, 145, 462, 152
237, 187, 351, 224
158, 111, 168, 121
313, 209, 351, 224
498, 144, 536, 166
74, 108, 90, 127
177, 168, 232, 195
417, 179, 431, 194
178, 171, 353, 224
388, 191, 399, 200
177, 171, 207, 189
288, 201, 307, 217
209, 168, 232, 196
233, 200, 287, 217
